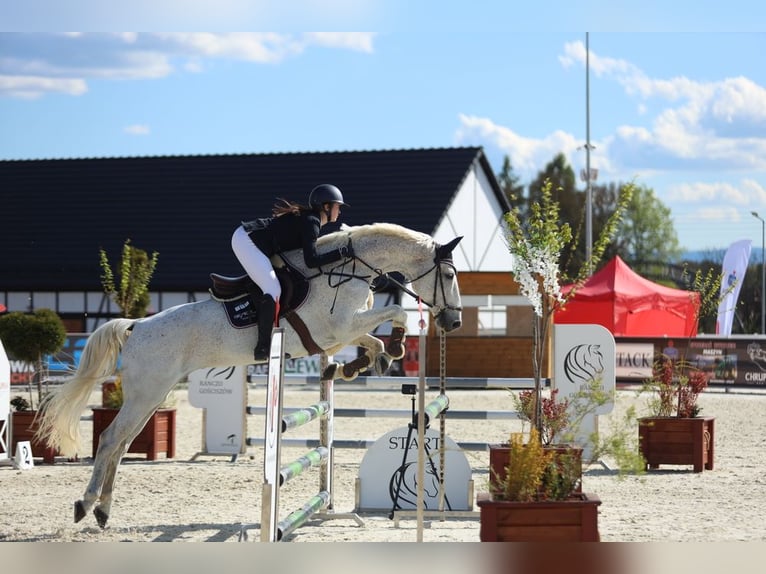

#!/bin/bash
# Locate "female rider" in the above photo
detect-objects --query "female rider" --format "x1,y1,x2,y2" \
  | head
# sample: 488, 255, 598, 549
231, 183, 352, 360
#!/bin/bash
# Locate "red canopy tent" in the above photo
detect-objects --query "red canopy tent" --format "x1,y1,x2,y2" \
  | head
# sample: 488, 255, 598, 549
554, 256, 700, 337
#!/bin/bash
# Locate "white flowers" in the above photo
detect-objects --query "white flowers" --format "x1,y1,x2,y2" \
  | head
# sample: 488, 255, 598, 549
511, 243, 564, 317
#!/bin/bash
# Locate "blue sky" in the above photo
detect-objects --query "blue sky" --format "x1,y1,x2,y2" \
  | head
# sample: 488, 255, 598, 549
3, 2, 766, 254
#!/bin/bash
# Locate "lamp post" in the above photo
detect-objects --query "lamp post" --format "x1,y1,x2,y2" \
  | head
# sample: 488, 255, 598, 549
752, 211, 765, 334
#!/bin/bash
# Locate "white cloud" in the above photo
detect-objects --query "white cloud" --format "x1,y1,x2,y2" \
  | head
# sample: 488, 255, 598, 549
456, 113, 615, 181
561, 40, 766, 174
0, 32, 376, 98
124, 124, 150, 136
0, 74, 87, 99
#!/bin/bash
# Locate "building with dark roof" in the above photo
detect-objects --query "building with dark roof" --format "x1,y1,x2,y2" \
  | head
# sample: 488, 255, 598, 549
1, 147, 514, 334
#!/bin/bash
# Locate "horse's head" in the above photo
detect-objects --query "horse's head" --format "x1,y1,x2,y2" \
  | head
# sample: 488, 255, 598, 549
410, 236, 463, 332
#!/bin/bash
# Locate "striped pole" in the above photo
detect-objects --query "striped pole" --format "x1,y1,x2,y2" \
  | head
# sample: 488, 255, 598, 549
279, 446, 329, 486
277, 491, 330, 541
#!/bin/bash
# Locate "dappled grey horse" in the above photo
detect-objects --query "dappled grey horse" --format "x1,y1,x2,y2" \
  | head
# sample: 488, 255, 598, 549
36, 222, 463, 528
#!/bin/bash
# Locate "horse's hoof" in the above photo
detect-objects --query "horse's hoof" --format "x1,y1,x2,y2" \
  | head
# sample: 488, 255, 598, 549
74, 501, 86, 523
94, 507, 109, 529
322, 363, 339, 381
386, 327, 406, 359
341, 368, 359, 382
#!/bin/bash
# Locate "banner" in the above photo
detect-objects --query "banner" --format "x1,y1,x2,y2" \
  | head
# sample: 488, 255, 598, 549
716, 239, 752, 336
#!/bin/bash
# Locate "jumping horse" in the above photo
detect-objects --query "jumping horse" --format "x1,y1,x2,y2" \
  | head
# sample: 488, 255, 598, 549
36, 222, 463, 528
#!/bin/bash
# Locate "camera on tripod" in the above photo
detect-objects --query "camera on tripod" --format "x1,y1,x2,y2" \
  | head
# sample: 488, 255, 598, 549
401, 384, 416, 396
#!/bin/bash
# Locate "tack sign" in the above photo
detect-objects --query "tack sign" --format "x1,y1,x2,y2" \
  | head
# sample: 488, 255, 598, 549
188, 366, 247, 457
356, 426, 472, 512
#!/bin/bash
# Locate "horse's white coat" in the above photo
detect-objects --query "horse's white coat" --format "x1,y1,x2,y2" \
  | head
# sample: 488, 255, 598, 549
36, 223, 463, 527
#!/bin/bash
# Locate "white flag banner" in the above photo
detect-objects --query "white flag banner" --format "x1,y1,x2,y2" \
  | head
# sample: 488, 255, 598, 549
716, 239, 752, 335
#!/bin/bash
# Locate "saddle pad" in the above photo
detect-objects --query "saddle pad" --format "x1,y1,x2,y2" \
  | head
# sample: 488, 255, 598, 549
221, 295, 258, 329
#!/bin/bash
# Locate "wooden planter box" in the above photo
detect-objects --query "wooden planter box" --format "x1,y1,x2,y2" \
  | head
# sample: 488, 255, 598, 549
477, 492, 601, 542
92, 407, 177, 461
488, 444, 583, 496
638, 416, 714, 473
11, 411, 58, 464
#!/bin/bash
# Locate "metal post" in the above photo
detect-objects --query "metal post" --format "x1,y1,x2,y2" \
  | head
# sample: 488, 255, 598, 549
585, 31, 592, 273
752, 211, 765, 334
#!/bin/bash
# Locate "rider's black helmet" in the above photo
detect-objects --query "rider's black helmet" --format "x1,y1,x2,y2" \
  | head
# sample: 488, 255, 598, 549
309, 184, 349, 210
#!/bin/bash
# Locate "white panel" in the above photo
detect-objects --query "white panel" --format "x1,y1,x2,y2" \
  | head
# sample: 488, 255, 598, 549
58, 292, 84, 313
433, 163, 514, 272
6, 293, 31, 311
33, 292, 56, 309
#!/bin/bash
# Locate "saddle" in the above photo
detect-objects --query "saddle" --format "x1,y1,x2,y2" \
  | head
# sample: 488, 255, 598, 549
209, 266, 323, 354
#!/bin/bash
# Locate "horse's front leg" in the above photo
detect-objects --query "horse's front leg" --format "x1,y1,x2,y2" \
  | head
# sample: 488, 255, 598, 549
323, 305, 408, 380
326, 333, 390, 381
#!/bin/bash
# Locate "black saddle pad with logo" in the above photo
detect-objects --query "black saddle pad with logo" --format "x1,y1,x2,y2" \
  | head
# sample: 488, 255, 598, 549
210, 265, 310, 329
222, 295, 258, 328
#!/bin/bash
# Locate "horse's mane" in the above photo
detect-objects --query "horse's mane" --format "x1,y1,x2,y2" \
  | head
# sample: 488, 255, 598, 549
317, 222, 432, 250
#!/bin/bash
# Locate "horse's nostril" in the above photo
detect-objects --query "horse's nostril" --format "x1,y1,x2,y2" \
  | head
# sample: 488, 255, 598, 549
452, 320, 462, 330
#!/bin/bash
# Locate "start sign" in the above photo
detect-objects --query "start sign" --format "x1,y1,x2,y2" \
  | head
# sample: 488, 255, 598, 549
356, 426, 472, 512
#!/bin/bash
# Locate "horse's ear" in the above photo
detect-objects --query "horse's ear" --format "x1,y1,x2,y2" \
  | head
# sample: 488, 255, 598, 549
436, 236, 463, 260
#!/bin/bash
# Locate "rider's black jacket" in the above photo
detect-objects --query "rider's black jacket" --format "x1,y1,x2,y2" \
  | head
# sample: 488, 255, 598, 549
242, 211, 344, 269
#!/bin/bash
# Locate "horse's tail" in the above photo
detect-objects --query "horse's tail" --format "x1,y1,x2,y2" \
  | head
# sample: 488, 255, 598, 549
36, 318, 136, 457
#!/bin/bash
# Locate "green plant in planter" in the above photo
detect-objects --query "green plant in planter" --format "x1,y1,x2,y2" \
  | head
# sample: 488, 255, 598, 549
638, 265, 721, 419
99, 239, 159, 319
501, 378, 646, 501
0, 309, 67, 405
502, 178, 634, 440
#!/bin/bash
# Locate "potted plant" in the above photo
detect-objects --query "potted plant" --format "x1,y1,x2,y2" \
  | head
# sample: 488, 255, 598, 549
489, 388, 583, 496
481, 377, 646, 541
636, 267, 722, 473
0, 309, 67, 463
479, 179, 637, 541
92, 377, 177, 460
478, 428, 601, 542
9, 395, 59, 464
92, 240, 174, 460
637, 355, 714, 472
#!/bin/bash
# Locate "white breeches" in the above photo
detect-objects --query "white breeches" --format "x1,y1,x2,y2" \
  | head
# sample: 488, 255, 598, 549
231, 225, 281, 300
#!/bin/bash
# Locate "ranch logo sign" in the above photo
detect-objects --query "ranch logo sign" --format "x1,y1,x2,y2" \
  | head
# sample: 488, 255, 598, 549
356, 426, 472, 512
187, 365, 247, 457
554, 324, 616, 460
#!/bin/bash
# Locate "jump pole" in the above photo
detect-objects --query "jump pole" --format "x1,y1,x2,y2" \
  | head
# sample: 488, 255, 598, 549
240, 328, 362, 542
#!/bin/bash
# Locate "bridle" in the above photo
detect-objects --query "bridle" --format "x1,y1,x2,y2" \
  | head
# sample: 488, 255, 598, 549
339, 240, 463, 319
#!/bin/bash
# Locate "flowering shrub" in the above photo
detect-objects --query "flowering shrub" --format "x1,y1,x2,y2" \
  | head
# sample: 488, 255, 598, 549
642, 355, 709, 418
514, 389, 570, 446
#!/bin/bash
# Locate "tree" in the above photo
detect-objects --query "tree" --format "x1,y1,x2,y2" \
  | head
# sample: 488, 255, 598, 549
615, 183, 681, 266
527, 154, 584, 281
99, 239, 159, 318
497, 155, 526, 211
503, 178, 634, 439
0, 309, 67, 404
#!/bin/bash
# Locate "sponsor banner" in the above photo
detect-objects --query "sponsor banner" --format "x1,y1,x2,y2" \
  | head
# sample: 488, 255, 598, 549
616, 337, 766, 387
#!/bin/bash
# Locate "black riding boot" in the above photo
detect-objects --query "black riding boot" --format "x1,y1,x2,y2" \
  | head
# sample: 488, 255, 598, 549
253, 295, 276, 361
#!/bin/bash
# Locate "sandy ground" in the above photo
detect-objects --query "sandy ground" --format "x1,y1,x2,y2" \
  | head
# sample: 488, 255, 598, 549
2, 383, 766, 543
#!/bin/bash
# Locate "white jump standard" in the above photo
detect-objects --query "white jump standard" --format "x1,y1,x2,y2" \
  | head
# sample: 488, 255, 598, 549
240, 328, 363, 542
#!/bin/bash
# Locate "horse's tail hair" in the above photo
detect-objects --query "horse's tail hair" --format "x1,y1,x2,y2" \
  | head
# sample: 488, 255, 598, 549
35, 318, 136, 457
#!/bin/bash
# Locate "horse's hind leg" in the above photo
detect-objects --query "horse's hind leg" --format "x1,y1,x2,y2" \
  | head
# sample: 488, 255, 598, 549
92, 440, 131, 528
76, 404, 157, 528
